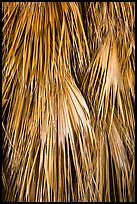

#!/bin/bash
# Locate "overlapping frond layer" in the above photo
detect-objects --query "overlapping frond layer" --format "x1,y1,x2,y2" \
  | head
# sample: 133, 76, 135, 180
90, 113, 135, 202
82, 2, 134, 54
2, 2, 94, 202
2, 2, 135, 202
81, 2, 135, 202
3, 73, 94, 202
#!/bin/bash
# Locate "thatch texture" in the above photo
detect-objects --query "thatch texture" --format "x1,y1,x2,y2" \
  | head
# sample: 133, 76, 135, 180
2, 2, 135, 202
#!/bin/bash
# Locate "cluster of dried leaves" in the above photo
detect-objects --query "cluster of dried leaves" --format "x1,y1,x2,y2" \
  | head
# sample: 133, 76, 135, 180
2, 2, 135, 202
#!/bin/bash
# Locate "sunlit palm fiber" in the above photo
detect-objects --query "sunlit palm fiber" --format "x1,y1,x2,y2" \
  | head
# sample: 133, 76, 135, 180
2, 2, 135, 202
81, 2, 135, 202
2, 2, 95, 202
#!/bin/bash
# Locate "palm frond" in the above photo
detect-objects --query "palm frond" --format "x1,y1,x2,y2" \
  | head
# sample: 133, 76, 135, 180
80, 2, 135, 202
2, 2, 135, 202
2, 2, 94, 202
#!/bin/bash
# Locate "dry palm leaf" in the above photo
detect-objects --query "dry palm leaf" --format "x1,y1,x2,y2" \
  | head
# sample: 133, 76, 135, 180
80, 2, 135, 202
2, 2, 95, 202
2, 2, 135, 202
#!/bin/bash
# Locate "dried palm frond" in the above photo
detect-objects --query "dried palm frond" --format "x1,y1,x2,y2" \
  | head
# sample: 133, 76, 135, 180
80, 2, 135, 202
2, 2, 135, 202
2, 2, 94, 202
